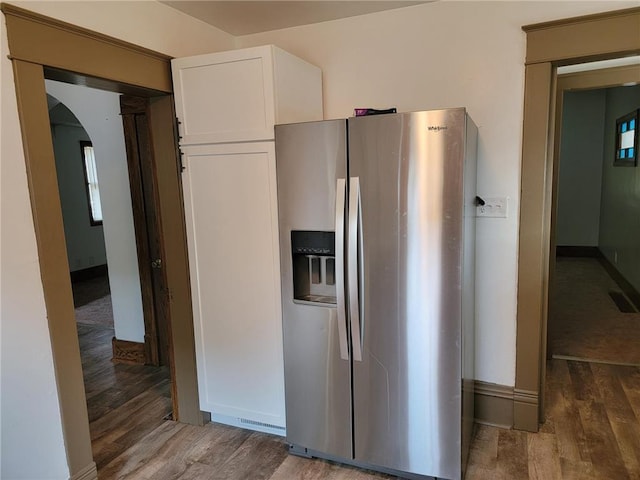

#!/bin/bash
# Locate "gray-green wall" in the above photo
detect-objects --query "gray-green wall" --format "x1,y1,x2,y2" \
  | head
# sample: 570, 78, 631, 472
556, 90, 607, 247
557, 84, 640, 292
599, 85, 640, 292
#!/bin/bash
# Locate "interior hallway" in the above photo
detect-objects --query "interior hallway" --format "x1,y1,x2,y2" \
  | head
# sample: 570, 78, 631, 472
76, 263, 640, 479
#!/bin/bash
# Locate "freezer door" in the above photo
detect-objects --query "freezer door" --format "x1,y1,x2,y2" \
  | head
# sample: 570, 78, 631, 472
348, 110, 466, 479
275, 120, 352, 459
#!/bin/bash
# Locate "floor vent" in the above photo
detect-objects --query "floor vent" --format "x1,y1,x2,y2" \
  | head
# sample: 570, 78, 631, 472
239, 418, 285, 431
609, 291, 637, 313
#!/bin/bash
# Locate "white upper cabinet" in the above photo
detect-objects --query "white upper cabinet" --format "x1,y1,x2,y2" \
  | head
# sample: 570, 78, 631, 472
172, 45, 323, 145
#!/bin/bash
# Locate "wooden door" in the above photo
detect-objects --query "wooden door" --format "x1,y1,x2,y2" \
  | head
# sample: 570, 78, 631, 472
120, 95, 170, 366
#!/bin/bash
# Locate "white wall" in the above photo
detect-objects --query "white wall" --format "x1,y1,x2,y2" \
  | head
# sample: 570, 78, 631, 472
0, 20, 69, 480
50, 116, 108, 271
236, 0, 637, 386
599, 85, 640, 291
556, 90, 607, 246
0, 3, 234, 478
46, 80, 146, 343
1, 1, 637, 477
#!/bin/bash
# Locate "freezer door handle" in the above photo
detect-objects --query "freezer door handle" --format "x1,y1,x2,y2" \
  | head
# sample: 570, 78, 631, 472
335, 178, 349, 361
348, 176, 363, 362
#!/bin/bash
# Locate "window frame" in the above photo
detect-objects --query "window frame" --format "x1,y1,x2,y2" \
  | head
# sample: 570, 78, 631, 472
79, 140, 103, 226
614, 109, 638, 167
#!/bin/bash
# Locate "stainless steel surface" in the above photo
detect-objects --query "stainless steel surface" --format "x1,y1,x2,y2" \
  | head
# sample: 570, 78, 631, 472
275, 120, 352, 459
348, 109, 471, 479
335, 178, 349, 361
461, 117, 478, 478
276, 110, 477, 480
348, 176, 363, 362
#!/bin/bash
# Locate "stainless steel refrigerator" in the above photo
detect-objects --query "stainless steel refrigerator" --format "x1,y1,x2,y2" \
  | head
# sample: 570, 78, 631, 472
275, 109, 477, 480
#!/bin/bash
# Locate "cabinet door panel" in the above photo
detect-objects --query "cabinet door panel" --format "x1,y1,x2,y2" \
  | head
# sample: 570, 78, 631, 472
173, 47, 275, 145
181, 142, 284, 429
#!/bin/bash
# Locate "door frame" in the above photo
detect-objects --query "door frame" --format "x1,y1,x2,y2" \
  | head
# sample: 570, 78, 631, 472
120, 94, 171, 367
2, 4, 202, 478
515, 6, 640, 432
544, 64, 640, 416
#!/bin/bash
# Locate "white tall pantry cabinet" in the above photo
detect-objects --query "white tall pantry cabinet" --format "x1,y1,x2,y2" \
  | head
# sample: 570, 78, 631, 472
172, 45, 323, 433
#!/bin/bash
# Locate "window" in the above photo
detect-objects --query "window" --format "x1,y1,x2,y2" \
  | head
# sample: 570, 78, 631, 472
615, 110, 638, 167
80, 141, 103, 225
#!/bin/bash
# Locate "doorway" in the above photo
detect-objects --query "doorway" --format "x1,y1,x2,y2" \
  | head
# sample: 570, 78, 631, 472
2, 4, 201, 477
549, 76, 640, 367
47, 85, 174, 470
514, 7, 640, 432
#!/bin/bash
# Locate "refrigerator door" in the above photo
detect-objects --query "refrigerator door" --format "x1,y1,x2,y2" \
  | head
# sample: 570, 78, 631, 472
275, 120, 352, 459
348, 110, 466, 479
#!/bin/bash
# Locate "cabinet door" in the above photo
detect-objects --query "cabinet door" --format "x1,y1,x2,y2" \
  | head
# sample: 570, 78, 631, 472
172, 46, 276, 145
181, 142, 285, 431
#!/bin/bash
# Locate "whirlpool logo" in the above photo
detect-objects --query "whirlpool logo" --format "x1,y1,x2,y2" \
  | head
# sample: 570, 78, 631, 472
428, 125, 448, 132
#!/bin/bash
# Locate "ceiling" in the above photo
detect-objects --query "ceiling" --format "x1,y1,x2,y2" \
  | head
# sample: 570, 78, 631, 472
161, 1, 427, 36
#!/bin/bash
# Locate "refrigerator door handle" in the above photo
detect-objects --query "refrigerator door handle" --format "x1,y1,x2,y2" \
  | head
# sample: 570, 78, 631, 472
335, 178, 349, 361
348, 176, 363, 362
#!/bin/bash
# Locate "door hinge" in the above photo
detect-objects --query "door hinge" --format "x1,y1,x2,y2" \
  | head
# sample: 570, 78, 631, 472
151, 258, 162, 269
178, 148, 185, 173
175, 117, 186, 173
174, 116, 183, 143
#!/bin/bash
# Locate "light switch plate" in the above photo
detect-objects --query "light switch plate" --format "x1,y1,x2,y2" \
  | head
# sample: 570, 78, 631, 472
477, 196, 508, 218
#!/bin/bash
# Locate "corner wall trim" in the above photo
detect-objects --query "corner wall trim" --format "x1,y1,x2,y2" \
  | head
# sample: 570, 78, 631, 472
513, 388, 539, 432
70, 462, 97, 480
514, 388, 538, 405
112, 337, 146, 365
474, 381, 514, 428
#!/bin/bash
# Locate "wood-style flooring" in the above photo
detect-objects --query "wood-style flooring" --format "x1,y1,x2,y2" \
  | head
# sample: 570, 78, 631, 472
468, 360, 640, 480
86, 358, 639, 479
77, 321, 172, 471
549, 257, 640, 365
75, 263, 640, 480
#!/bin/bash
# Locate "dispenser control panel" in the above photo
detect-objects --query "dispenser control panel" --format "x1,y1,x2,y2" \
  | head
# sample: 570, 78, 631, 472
291, 231, 335, 256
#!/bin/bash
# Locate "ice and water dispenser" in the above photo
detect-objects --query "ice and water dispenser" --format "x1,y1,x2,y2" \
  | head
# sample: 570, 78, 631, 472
291, 231, 336, 305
